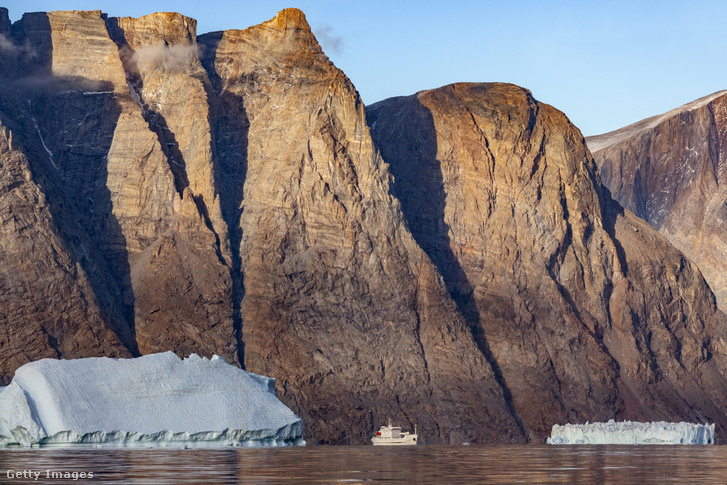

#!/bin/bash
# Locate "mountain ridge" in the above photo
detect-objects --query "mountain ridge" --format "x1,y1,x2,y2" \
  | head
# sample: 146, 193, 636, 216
1, 7, 727, 444
588, 90, 727, 312
369, 82, 727, 441
588, 90, 727, 152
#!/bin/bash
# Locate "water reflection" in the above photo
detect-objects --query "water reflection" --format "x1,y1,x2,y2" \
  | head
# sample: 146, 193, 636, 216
0, 445, 726, 483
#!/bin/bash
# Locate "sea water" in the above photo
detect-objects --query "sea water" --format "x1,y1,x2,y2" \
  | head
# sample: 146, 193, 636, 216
1, 444, 726, 484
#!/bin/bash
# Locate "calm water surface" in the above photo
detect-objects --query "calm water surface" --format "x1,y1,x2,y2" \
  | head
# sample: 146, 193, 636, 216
1, 445, 726, 484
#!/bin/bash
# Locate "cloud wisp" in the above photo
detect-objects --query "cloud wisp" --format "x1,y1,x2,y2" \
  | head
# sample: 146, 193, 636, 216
132, 43, 199, 71
0, 33, 36, 58
314, 26, 344, 55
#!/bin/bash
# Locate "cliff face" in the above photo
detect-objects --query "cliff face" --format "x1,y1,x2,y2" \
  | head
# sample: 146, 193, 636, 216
197, 10, 521, 444
587, 92, 727, 312
0, 7, 521, 445
0, 113, 132, 372
102, 11, 236, 362
368, 83, 727, 441
2, 7, 727, 445
0, 8, 238, 370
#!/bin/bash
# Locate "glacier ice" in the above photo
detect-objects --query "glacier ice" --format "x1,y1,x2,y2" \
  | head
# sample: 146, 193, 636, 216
547, 420, 714, 445
0, 352, 304, 447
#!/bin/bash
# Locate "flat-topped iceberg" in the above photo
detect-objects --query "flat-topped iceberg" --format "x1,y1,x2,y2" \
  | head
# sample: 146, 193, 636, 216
0, 352, 304, 447
548, 420, 714, 445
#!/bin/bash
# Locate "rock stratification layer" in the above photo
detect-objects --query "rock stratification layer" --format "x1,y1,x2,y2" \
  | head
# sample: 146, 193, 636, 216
368, 83, 727, 441
587, 91, 727, 311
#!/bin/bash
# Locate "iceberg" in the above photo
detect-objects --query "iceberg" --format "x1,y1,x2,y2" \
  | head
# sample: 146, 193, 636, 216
0, 352, 304, 447
547, 420, 714, 445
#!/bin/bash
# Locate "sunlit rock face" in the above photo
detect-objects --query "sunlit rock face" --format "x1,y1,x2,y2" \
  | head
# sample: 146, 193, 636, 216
0, 8, 521, 445
587, 91, 727, 312
102, 12, 236, 361
368, 83, 727, 442
197, 9, 522, 445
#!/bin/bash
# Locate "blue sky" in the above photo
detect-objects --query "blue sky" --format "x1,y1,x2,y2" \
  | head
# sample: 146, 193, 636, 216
4, 0, 727, 136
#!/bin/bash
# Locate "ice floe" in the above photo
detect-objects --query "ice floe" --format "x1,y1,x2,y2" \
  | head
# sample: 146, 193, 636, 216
0, 352, 304, 447
548, 420, 714, 445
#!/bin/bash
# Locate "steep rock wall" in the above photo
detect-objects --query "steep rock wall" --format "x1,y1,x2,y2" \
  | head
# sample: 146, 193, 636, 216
198, 10, 522, 445
0, 9, 238, 368
588, 92, 727, 312
368, 83, 727, 441
0, 111, 131, 380
2, 6, 727, 445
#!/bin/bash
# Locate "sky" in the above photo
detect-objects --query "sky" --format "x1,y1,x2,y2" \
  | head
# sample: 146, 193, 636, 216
4, 0, 727, 136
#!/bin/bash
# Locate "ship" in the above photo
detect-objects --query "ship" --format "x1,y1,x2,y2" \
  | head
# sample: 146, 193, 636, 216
371, 419, 419, 445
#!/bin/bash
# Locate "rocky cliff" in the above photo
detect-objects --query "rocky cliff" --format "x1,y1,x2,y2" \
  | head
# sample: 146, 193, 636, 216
2, 7, 727, 444
0, 9, 238, 369
368, 83, 727, 441
587, 92, 727, 312
0, 7, 521, 445
196, 10, 522, 444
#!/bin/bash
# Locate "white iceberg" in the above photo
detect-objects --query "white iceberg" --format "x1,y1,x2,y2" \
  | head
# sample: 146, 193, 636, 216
0, 352, 304, 447
547, 420, 714, 445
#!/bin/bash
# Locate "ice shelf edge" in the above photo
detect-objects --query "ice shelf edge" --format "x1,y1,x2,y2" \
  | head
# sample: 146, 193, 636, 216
0, 422, 306, 448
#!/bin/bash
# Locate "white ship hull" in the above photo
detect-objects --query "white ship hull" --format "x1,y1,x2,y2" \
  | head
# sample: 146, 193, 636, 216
371, 436, 418, 446
371, 421, 419, 446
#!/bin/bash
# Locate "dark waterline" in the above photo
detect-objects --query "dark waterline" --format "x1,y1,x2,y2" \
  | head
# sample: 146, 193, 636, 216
1, 444, 726, 484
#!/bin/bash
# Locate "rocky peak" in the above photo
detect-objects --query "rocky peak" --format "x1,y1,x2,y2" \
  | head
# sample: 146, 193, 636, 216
588, 91, 727, 311
369, 82, 727, 441
215, 8, 323, 63
52, 11, 127, 89
7, 13, 52, 76
0, 8, 10, 33
9, 10, 129, 91
587, 90, 727, 153
106, 12, 202, 78
107, 12, 197, 50
270, 8, 313, 33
